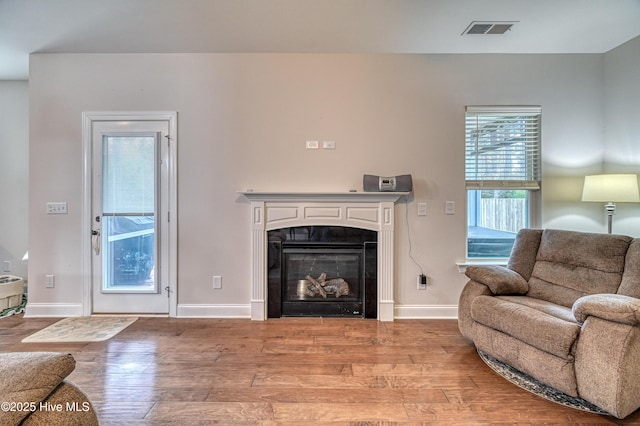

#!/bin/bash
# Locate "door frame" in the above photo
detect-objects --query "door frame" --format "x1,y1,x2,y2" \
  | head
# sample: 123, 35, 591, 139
82, 111, 178, 316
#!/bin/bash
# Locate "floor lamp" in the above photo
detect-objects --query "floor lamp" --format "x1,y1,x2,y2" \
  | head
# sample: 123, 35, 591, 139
581, 174, 640, 234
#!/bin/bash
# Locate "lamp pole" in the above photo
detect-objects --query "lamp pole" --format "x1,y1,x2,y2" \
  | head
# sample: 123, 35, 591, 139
605, 202, 616, 234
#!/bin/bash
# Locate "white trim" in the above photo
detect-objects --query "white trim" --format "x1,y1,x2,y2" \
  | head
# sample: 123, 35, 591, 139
174, 303, 458, 320
82, 111, 178, 317
394, 304, 459, 319
24, 303, 84, 317
465, 105, 542, 114
177, 304, 251, 318
239, 191, 409, 203
166, 113, 178, 317
240, 191, 409, 322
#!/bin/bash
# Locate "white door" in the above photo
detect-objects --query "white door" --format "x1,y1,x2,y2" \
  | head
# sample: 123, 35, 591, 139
89, 118, 173, 314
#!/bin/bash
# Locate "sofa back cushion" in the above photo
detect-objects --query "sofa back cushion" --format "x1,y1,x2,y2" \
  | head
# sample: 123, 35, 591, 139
507, 228, 543, 281
527, 229, 632, 307
619, 238, 640, 298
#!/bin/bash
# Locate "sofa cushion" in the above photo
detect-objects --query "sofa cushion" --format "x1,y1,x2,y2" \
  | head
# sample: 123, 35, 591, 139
527, 229, 632, 307
496, 295, 577, 323
0, 352, 75, 425
465, 265, 528, 295
470, 295, 581, 359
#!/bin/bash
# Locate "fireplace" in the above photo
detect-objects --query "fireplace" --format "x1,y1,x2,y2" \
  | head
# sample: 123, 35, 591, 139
267, 227, 377, 318
240, 191, 408, 321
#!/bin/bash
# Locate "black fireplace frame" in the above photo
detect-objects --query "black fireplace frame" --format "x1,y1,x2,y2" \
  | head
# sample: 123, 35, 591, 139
267, 226, 378, 318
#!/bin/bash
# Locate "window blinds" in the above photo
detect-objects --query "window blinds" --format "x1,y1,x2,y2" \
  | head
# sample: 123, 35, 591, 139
465, 106, 541, 190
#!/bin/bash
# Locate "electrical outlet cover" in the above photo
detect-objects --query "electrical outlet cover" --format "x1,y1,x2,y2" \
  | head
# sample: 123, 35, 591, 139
213, 275, 222, 289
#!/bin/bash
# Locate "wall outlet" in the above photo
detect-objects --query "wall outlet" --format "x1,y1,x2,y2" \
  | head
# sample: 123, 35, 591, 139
417, 274, 427, 290
322, 140, 336, 149
305, 140, 319, 149
213, 275, 222, 289
417, 202, 427, 216
45, 274, 55, 288
2, 260, 10, 272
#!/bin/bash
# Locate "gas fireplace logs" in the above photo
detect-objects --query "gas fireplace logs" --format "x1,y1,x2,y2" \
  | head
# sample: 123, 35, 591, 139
303, 273, 350, 298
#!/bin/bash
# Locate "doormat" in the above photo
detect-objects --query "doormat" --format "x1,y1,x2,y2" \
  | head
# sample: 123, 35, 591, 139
478, 350, 611, 416
21, 316, 137, 343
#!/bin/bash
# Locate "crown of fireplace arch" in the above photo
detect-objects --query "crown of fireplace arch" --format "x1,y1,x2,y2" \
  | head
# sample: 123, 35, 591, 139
240, 191, 409, 321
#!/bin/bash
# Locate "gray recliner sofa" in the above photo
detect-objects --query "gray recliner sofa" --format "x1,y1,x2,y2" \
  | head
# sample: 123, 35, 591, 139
0, 352, 99, 425
459, 228, 640, 419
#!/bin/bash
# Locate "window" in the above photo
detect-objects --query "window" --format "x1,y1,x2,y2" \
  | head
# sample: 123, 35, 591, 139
465, 106, 541, 258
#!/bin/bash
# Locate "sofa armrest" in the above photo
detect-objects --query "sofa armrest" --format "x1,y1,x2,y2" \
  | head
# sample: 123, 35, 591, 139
574, 314, 640, 418
464, 265, 528, 295
21, 381, 99, 426
0, 352, 76, 426
573, 294, 640, 326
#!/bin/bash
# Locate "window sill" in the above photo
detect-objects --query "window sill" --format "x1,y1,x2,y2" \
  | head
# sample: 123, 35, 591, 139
456, 259, 508, 274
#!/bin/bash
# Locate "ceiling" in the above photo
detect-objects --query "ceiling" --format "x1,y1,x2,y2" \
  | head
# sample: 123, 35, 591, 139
2, 0, 640, 80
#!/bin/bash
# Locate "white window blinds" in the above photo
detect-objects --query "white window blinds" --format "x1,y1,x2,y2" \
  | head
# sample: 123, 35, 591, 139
465, 106, 541, 190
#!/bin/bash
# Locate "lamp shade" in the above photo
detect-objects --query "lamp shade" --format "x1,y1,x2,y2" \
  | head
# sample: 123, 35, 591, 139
582, 174, 640, 202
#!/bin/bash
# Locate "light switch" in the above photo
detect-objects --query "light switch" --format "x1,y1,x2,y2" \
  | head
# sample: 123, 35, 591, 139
445, 201, 455, 215
47, 202, 68, 214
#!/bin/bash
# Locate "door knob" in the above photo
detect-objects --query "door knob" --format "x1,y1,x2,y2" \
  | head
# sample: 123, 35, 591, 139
91, 229, 101, 255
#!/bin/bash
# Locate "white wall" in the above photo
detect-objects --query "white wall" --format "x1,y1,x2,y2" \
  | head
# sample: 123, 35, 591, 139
0, 81, 28, 279
27, 52, 613, 317
602, 36, 640, 235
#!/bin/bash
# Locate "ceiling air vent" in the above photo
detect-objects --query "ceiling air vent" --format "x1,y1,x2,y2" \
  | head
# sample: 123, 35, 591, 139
462, 21, 517, 35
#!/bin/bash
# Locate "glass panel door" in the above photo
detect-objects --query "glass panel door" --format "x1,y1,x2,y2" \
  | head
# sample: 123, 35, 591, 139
90, 119, 170, 314
101, 135, 158, 292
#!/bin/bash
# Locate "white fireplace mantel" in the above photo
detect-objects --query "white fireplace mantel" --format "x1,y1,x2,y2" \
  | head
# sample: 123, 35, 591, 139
240, 191, 409, 321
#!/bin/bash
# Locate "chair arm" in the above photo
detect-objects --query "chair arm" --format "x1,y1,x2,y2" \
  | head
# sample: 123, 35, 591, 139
573, 294, 640, 326
464, 265, 528, 295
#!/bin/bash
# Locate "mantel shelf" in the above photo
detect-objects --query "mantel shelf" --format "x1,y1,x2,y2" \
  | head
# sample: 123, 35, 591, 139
239, 191, 410, 203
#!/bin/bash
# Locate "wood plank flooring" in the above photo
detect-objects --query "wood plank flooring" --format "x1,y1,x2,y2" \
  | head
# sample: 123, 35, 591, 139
1, 315, 639, 425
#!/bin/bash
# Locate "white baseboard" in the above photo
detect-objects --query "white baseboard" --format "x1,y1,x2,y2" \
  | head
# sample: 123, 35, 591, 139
23, 302, 458, 320
378, 300, 395, 321
24, 303, 84, 317
176, 303, 458, 320
394, 304, 458, 319
177, 304, 251, 318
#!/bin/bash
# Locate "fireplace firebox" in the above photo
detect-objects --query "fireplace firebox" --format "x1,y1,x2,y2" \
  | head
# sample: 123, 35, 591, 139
267, 227, 377, 318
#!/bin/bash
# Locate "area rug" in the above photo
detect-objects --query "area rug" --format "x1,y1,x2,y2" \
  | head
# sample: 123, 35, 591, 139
21, 316, 137, 343
0, 294, 26, 319
478, 350, 611, 416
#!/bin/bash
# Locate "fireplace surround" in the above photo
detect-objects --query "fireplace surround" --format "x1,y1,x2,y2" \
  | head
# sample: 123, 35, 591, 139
240, 191, 408, 321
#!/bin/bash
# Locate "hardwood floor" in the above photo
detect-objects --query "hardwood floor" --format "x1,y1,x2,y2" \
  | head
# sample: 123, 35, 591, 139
1, 315, 639, 425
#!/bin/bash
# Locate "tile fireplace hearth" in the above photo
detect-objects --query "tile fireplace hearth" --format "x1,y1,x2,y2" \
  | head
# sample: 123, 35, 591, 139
240, 191, 408, 321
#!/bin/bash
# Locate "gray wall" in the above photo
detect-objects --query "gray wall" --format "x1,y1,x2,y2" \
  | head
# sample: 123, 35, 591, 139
23, 40, 640, 316
604, 36, 640, 170
0, 81, 28, 279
